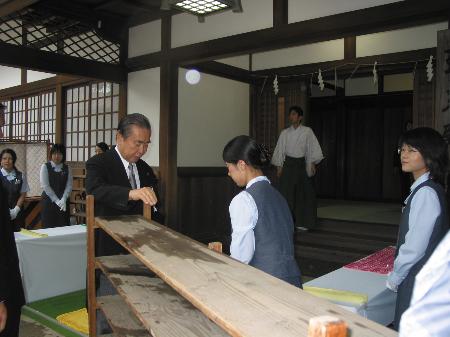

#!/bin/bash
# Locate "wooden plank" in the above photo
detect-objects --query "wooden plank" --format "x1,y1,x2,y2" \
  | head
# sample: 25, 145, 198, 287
87, 195, 97, 337
96, 216, 397, 337
97, 256, 229, 337
97, 295, 149, 337
97, 255, 155, 277
0, 0, 39, 17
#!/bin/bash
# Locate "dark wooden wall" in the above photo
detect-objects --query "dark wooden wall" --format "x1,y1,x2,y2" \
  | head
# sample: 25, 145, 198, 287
177, 168, 241, 253
310, 93, 412, 201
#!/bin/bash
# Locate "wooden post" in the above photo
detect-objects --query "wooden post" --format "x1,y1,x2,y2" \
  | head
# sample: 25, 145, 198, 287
86, 195, 96, 337
143, 203, 152, 221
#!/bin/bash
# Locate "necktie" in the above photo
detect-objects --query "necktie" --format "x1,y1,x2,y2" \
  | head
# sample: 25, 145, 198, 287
128, 163, 137, 189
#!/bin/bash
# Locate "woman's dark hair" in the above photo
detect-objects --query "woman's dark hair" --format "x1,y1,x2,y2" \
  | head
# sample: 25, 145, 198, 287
223, 135, 270, 169
50, 143, 66, 163
399, 127, 448, 186
118, 113, 151, 139
96, 142, 109, 153
0, 148, 17, 170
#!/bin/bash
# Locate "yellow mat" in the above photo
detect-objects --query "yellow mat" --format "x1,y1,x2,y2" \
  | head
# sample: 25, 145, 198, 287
304, 286, 368, 306
56, 308, 89, 335
19, 228, 48, 238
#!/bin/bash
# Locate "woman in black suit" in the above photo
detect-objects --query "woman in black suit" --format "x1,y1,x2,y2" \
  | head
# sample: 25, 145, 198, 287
0, 183, 25, 337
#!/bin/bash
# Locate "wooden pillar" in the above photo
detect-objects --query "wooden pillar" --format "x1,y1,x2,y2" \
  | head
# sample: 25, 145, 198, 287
159, 15, 179, 230
344, 36, 356, 60
273, 0, 288, 28
55, 83, 63, 144
299, 81, 310, 126
436, 29, 450, 135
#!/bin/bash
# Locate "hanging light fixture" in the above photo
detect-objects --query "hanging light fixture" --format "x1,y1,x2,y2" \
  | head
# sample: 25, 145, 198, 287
161, 0, 243, 22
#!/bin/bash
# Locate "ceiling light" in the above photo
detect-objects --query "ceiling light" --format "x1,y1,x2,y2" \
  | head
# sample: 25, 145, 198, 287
163, 0, 243, 21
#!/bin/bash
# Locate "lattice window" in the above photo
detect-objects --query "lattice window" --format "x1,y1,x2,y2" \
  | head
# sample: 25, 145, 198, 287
0, 100, 11, 140
11, 98, 26, 140
1, 92, 55, 143
0, 8, 120, 64
65, 82, 119, 162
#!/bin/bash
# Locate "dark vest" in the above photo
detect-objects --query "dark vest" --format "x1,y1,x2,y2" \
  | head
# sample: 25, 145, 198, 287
246, 180, 301, 286
42, 162, 68, 200
1, 170, 23, 209
393, 178, 449, 329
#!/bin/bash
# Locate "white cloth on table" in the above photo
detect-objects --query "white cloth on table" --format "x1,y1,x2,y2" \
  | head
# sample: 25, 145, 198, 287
14, 225, 86, 303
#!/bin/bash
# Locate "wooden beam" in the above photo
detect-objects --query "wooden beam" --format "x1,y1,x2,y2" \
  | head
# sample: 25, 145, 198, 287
0, 42, 127, 83
0, 75, 85, 99
127, 0, 450, 70
0, 0, 39, 17
183, 61, 253, 83
55, 84, 63, 144
252, 48, 436, 80
273, 0, 288, 28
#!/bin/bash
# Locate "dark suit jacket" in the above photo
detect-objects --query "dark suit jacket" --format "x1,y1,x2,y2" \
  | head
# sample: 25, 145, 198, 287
86, 148, 162, 256
0, 184, 25, 308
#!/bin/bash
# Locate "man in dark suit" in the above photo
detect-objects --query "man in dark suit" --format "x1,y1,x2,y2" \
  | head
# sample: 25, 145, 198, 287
85, 113, 161, 334
0, 183, 25, 337
86, 113, 162, 256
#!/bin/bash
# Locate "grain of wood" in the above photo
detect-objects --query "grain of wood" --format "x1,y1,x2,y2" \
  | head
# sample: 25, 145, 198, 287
98, 256, 229, 337
96, 216, 397, 337
97, 295, 150, 337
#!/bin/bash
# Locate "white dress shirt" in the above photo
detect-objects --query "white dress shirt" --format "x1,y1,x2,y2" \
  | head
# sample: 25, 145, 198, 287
388, 172, 441, 289
39, 161, 73, 202
115, 146, 141, 189
1, 167, 30, 193
399, 230, 450, 337
229, 176, 270, 264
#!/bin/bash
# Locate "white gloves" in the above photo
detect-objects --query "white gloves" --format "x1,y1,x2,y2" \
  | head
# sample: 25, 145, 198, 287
55, 199, 67, 212
9, 206, 21, 220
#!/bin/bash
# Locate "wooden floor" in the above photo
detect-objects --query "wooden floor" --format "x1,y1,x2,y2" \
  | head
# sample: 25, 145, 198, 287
296, 199, 401, 278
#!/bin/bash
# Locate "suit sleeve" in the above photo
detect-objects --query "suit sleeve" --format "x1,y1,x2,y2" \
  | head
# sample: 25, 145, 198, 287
85, 155, 131, 211
0, 187, 10, 301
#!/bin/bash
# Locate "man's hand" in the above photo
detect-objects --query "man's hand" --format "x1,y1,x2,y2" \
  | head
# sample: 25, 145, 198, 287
309, 163, 317, 177
0, 302, 7, 332
276, 166, 282, 178
129, 187, 157, 206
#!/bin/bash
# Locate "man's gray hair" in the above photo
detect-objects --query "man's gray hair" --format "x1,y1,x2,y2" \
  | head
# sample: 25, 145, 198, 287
117, 113, 151, 138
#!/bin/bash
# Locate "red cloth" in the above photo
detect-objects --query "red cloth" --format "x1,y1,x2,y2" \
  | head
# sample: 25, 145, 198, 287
344, 246, 395, 274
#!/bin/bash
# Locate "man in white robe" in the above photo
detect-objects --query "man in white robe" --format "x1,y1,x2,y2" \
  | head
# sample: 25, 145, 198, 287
271, 106, 323, 230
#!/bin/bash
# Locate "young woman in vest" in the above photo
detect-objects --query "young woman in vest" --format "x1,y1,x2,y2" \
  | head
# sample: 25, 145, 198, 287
387, 127, 449, 330
39, 144, 72, 228
0, 148, 30, 231
223, 135, 302, 287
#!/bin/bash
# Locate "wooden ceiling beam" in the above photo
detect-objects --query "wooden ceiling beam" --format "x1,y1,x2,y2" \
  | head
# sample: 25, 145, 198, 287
182, 61, 253, 84
0, 41, 127, 83
127, 0, 450, 70
0, 0, 39, 17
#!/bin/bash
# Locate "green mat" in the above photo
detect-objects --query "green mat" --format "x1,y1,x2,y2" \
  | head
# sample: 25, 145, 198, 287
22, 290, 87, 337
27, 290, 86, 319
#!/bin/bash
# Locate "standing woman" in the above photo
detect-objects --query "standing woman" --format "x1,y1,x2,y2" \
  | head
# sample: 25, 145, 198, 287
223, 135, 302, 287
40, 144, 72, 228
0, 182, 25, 337
0, 148, 30, 231
387, 127, 449, 329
